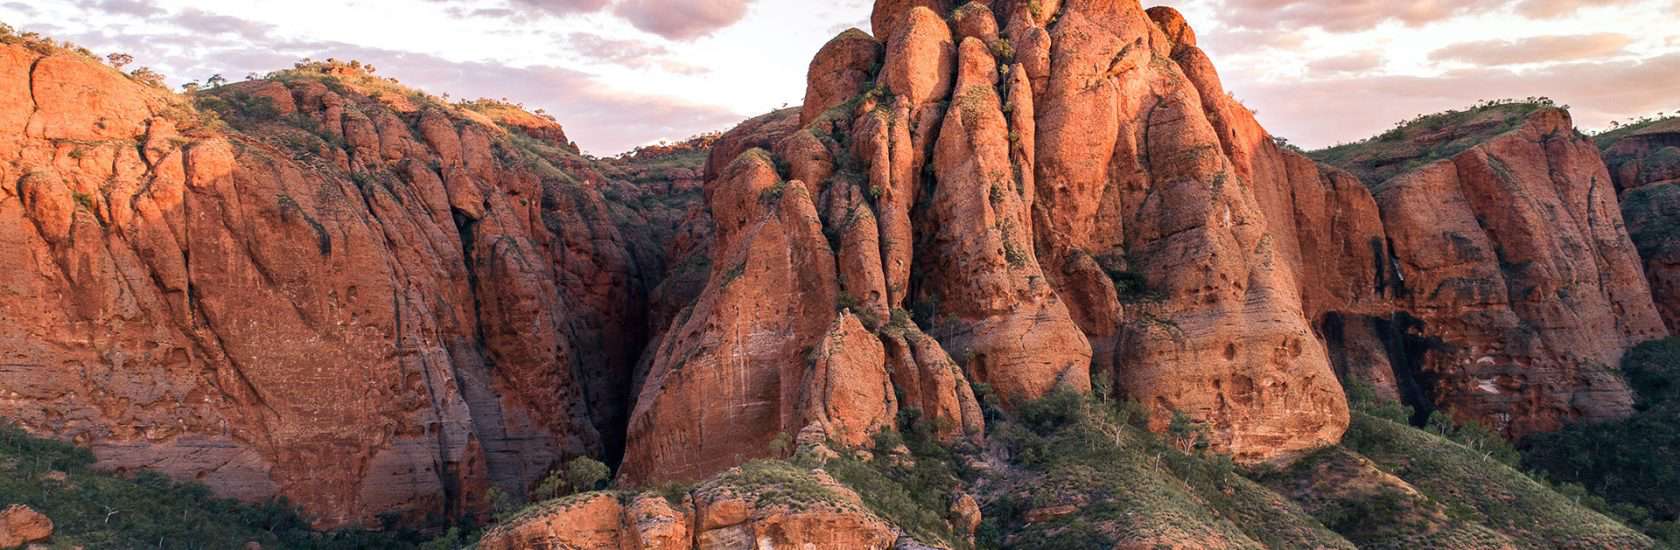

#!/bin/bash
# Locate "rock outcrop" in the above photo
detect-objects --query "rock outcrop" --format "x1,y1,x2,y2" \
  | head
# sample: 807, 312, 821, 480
3, 0, 1674, 535
479, 464, 897, 550
0, 49, 670, 528
0, 505, 53, 549
1602, 119, 1680, 333
1349, 107, 1667, 436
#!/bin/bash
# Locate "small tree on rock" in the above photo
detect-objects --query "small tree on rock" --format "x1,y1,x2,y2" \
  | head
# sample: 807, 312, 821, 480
106, 52, 133, 70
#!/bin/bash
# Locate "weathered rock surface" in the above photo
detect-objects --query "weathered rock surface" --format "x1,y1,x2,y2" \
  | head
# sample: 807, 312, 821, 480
1602, 121, 1680, 333
1370, 108, 1666, 436
620, 152, 840, 484
0, 505, 53, 549
476, 492, 689, 550
1602, 118, 1680, 192
0, 50, 666, 528
1015, 2, 1350, 460
479, 465, 897, 550
802, 29, 883, 127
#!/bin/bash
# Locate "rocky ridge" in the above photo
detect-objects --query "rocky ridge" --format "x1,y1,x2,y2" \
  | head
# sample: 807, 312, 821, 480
0, 1, 1672, 546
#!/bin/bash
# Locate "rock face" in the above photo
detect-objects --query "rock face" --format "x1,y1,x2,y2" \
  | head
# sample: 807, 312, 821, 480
1602, 120, 1680, 333
478, 465, 898, 550
3, 0, 1674, 533
1014, 2, 1352, 460
476, 492, 689, 550
0, 49, 663, 528
1366, 108, 1666, 436
0, 505, 53, 548
621, 152, 842, 483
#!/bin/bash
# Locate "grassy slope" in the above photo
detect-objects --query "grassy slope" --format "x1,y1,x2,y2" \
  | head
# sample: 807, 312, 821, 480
976, 392, 1353, 550
1309, 100, 1561, 185
1343, 412, 1652, 548
0, 423, 446, 549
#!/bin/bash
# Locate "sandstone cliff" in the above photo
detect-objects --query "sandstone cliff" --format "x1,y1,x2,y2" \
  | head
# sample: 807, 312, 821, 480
1, 0, 1673, 541
0, 43, 695, 528
1601, 118, 1680, 333
1314, 103, 1668, 436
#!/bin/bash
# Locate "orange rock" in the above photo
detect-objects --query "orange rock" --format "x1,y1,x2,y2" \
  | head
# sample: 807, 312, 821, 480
621, 152, 840, 484
923, 36, 1092, 408
800, 313, 897, 448
883, 324, 986, 444
951, 3, 1000, 46
0, 43, 650, 529
881, 6, 955, 111
871, 0, 953, 43
690, 465, 898, 550
476, 492, 690, 550
801, 29, 882, 127
1374, 109, 1668, 436
0, 505, 52, 548
1022, 1, 1350, 461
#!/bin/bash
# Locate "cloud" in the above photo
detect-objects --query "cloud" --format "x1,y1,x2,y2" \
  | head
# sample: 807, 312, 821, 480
1210, 0, 1507, 32
93, 0, 159, 17
560, 32, 672, 67
1204, 0, 1642, 33
1430, 33, 1631, 66
1308, 51, 1387, 75
171, 8, 276, 37
613, 0, 754, 40
1512, 0, 1641, 18
510, 0, 613, 15
1236, 53, 1680, 149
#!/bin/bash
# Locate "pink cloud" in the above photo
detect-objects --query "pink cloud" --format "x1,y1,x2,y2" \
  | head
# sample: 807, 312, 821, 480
1235, 53, 1680, 149
1430, 33, 1632, 66
1206, 0, 1642, 32
613, 0, 754, 40
1308, 51, 1387, 75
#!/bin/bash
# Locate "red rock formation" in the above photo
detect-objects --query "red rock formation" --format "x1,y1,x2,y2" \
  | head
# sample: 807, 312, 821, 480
0, 505, 53, 548
0, 46, 653, 528
1602, 118, 1680, 193
1371, 108, 1667, 436
476, 493, 689, 550
480, 466, 897, 550
1602, 120, 1680, 333
1012, 2, 1350, 460
620, 152, 840, 484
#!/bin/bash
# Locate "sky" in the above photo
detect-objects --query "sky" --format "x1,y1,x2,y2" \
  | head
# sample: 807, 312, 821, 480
2, 0, 1677, 155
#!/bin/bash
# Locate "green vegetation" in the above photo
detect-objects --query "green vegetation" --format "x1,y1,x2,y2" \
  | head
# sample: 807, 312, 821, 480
1622, 183, 1680, 259
0, 422, 457, 549
978, 390, 1351, 549
1310, 98, 1565, 185
531, 457, 611, 502
825, 410, 972, 549
1593, 112, 1680, 148
710, 460, 848, 510
1337, 382, 1655, 548
1522, 338, 1680, 546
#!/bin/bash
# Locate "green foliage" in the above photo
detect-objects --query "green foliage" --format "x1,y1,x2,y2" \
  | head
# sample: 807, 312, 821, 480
1344, 411, 1652, 547
713, 460, 843, 509
1521, 338, 1680, 546
720, 260, 746, 288
982, 390, 1350, 549
1310, 98, 1564, 185
826, 411, 970, 549
531, 457, 611, 501
1423, 411, 1521, 468
0, 421, 459, 549
758, 179, 788, 204
767, 432, 793, 457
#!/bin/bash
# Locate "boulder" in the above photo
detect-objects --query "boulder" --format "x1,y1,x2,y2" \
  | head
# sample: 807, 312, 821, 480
0, 505, 52, 549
